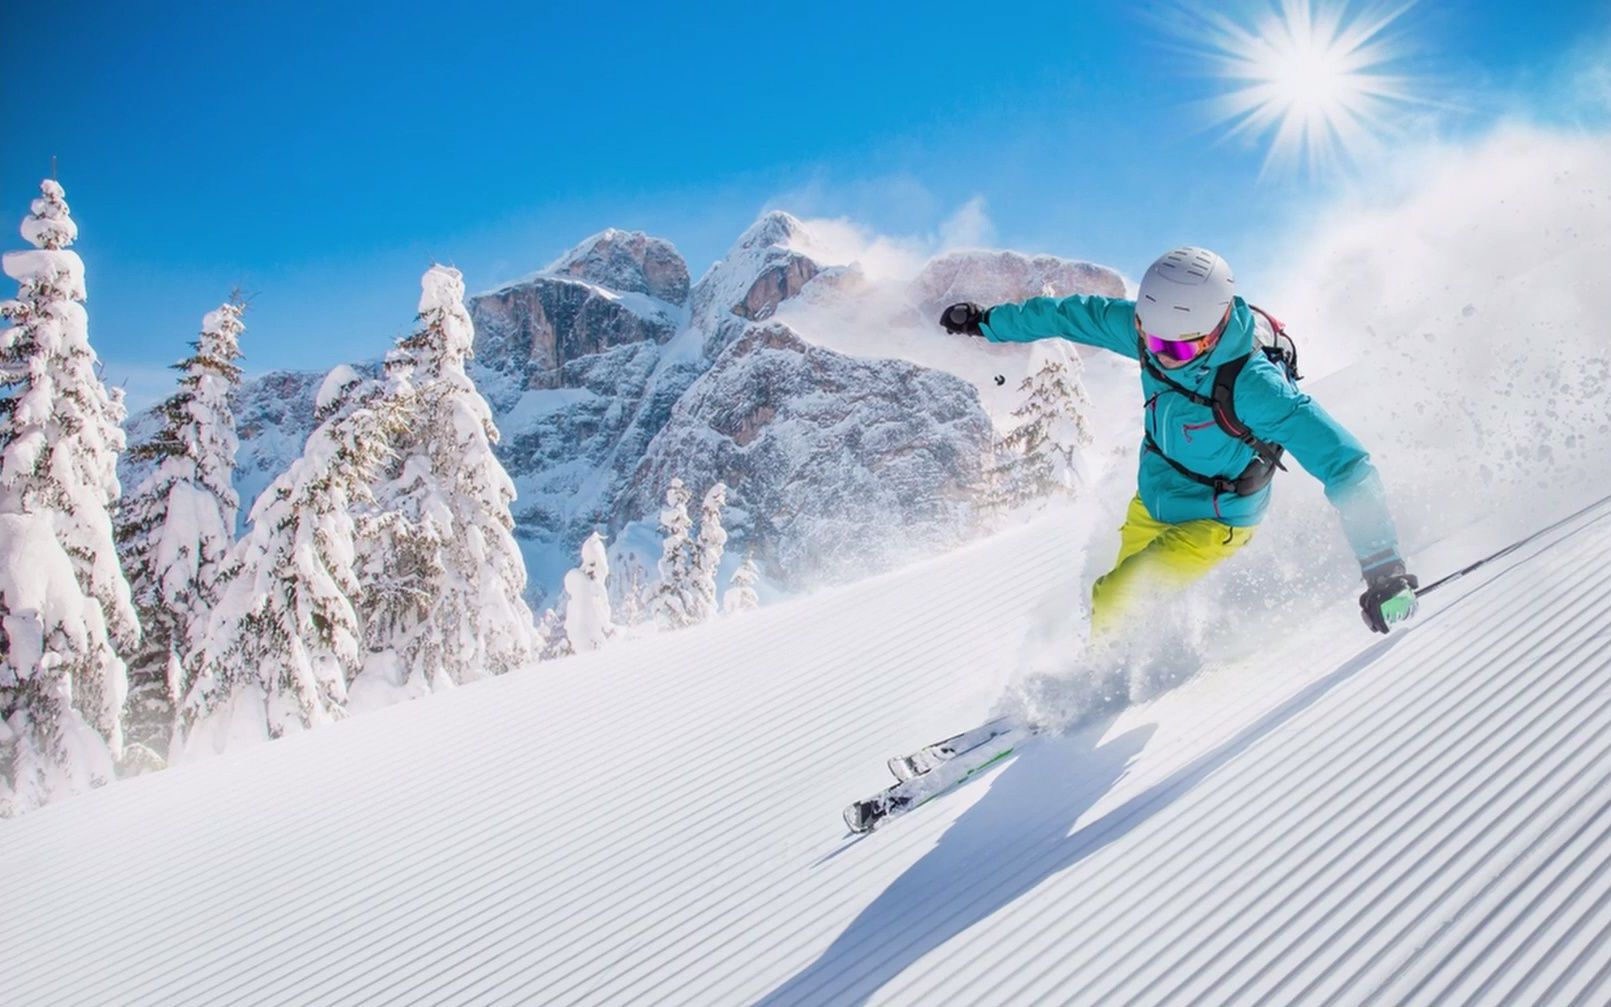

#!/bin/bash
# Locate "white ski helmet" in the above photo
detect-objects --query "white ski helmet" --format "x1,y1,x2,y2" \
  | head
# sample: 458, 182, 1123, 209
1135, 247, 1236, 341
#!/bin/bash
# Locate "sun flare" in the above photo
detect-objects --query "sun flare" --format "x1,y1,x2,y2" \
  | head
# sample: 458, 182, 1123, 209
1179, 0, 1424, 177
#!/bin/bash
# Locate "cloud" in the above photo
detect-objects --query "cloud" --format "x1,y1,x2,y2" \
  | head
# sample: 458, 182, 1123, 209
762, 195, 1000, 286
1562, 33, 1611, 119
937, 196, 997, 250
761, 168, 1002, 281
1263, 119, 1611, 561
762, 171, 945, 235
777, 214, 932, 283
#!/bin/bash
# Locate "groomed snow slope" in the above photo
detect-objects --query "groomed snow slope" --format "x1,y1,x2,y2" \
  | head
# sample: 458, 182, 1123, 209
7, 502, 1611, 1006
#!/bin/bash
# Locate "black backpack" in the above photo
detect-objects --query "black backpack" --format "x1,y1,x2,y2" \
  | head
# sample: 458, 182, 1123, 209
1138, 305, 1303, 498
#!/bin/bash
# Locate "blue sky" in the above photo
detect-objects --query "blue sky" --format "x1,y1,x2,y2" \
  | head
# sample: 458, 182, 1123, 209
3, 0, 1607, 407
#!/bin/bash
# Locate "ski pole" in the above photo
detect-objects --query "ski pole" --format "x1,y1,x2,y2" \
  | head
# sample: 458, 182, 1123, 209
1415, 491, 1611, 599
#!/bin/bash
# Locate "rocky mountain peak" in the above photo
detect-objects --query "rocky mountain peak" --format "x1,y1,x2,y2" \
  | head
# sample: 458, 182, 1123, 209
733, 210, 807, 252
689, 211, 830, 357
909, 249, 1127, 320
546, 228, 691, 307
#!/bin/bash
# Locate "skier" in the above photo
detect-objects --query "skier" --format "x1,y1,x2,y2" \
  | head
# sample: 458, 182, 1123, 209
942, 246, 1418, 639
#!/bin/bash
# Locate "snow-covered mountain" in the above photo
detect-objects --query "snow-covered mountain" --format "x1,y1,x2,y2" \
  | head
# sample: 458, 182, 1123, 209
10, 492, 1611, 1005
615, 322, 994, 585
123, 214, 1125, 598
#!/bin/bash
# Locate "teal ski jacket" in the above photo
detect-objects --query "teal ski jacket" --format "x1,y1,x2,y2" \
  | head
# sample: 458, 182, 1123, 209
981, 294, 1403, 575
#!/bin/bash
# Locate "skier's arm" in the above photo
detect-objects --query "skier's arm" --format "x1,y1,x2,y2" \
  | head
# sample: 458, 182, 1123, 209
1236, 365, 1405, 577
980, 295, 1141, 359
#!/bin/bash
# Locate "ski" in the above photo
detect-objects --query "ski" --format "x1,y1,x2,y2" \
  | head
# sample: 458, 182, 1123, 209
885, 715, 1020, 781
845, 724, 1037, 834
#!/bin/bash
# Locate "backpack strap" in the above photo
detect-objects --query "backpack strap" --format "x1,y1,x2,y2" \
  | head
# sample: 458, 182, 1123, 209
1138, 340, 1290, 499
1137, 338, 1215, 408
1139, 338, 1287, 472
1210, 355, 1286, 472
1142, 431, 1240, 496
1248, 304, 1304, 381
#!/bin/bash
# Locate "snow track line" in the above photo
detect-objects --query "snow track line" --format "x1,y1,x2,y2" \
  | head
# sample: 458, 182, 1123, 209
1268, 696, 1611, 1003
1145, 564, 1611, 1004
1558, 911, 1611, 1007
1464, 815, 1611, 1003
131, 591, 1016, 1007
402, 535, 1085, 1004
670, 570, 1482, 998
902, 644, 1565, 1007
12, 503, 1611, 1005
1200, 664, 1611, 1005
583, 509, 1598, 998
1069, 522, 1611, 998
1297, 760, 1611, 1007
51, 522, 1075, 1007
902, 680, 1481, 995
1396, 796, 1611, 1004
1502, 858, 1611, 1005
900, 515, 1611, 1007
1401, 793, 1611, 999
257, 538, 1072, 1007
772, 612, 1489, 1006
1061, 536, 1611, 1005
312, 592, 1038, 1007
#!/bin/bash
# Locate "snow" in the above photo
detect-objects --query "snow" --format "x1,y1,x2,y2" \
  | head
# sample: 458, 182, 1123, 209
477, 264, 684, 333
714, 238, 1122, 499
691, 482, 727, 621
0, 513, 117, 807
7, 489, 1611, 1002
354, 264, 536, 700
0, 512, 98, 669
562, 531, 613, 653
2, 179, 135, 809
17, 180, 77, 250
498, 386, 600, 428
2, 248, 86, 298
315, 364, 362, 414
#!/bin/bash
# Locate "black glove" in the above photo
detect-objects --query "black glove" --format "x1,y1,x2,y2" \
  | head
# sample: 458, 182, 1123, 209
940, 302, 988, 337
1359, 560, 1420, 634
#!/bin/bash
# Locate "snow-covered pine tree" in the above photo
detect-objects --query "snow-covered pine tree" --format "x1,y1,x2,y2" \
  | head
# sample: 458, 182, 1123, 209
115, 298, 244, 771
0, 178, 138, 813
173, 367, 396, 759
563, 531, 614, 654
613, 555, 649, 628
723, 553, 761, 614
353, 266, 536, 705
690, 482, 728, 622
536, 607, 571, 661
650, 477, 696, 630
987, 353, 1094, 512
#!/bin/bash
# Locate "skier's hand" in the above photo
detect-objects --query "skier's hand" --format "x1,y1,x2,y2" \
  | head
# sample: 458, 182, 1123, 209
940, 302, 988, 337
1360, 560, 1419, 634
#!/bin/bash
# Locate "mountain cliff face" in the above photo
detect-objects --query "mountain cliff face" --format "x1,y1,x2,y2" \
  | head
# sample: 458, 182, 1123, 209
124, 215, 1125, 598
548, 227, 691, 304
615, 323, 993, 587
470, 230, 689, 395
909, 249, 1127, 320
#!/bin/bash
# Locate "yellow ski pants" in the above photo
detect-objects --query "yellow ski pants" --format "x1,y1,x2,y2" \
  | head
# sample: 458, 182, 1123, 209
1090, 494, 1256, 640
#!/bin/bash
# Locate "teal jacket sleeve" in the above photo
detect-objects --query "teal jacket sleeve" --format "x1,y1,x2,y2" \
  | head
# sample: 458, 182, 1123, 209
1235, 364, 1404, 575
980, 295, 1140, 359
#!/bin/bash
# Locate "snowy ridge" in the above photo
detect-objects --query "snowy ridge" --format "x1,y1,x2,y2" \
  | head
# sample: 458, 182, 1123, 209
9, 497, 1611, 1004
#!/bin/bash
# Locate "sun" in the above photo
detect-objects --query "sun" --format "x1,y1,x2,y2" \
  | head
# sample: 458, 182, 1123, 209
1174, 0, 1425, 177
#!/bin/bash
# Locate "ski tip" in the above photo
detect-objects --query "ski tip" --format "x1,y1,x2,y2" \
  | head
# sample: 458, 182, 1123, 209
886, 755, 915, 782
843, 802, 876, 834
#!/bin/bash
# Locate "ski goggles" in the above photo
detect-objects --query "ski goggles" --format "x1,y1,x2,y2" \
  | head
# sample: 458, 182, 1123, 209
1137, 311, 1231, 364
1143, 332, 1215, 363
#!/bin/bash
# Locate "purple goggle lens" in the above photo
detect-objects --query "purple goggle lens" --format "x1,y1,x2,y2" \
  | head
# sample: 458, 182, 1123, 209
1143, 332, 1209, 363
